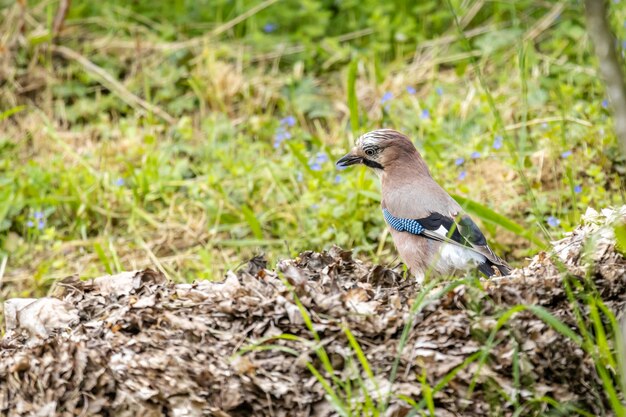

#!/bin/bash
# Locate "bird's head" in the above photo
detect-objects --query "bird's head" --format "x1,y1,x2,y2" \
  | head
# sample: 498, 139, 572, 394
336, 129, 423, 175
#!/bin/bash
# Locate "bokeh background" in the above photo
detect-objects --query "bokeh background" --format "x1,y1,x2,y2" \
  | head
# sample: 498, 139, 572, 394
1, 0, 625, 299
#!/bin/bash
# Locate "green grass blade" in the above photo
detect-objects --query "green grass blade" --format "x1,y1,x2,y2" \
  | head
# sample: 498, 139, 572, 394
344, 325, 382, 413
0, 105, 26, 121
107, 238, 122, 273
356, 190, 381, 202
419, 369, 436, 417
292, 292, 335, 377
512, 342, 520, 407
347, 58, 359, 134
93, 242, 113, 274
235, 333, 304, 356
452, 194, 546, 247
353, 373, 378, 416
562, 276, 594, 350
593, 299, 626, 417
589, 300, 615, 369
241, 205, 263, 239
343, 326, 375, 381
411, 351, 482, 413
434, 351, 482, 393
525, 305, 582, 346
306, 363, 349, 417
596, 363, 625, 417
285, 141, 320, 176
396, 394, 419, 408
596, 299, 626, 396
0, 188, 15, 232
615, 223, 626, 256
520, 396, 596, 417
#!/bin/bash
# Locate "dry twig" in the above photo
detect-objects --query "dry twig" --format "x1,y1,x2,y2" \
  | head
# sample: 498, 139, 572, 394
51, 45, 175, 124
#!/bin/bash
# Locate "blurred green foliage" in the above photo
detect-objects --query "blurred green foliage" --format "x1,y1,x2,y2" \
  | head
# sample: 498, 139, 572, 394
0, 0, 625, 293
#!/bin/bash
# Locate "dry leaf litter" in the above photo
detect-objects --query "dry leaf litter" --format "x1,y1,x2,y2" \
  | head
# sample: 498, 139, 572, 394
1, 207, 625, 416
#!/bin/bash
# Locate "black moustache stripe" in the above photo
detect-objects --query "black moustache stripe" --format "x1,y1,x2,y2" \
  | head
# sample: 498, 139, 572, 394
363, 159, 384, 170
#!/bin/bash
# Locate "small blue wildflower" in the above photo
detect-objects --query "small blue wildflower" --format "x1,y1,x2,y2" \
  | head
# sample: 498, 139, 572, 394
37, 219, 45, 230
381, 92, 393, 104
455, 157, 465, 166
574, 185, 582, 194
334, 174, 342, 184
421, 109, 430, 119
602, 99, 609, 109
114, 178, 125, 186
273, 129, 292, 148
263, 23, 277, 33
493, 135, 503, 150
309, 162, 322, 171
311, 204, 319, 210
561, 150, 573, 158
280, 116, 296, 127
435, 87, 443, 96
315, 152, 329, 164
547, 216, 560, 227
458, 171, 467, 180
34, 211, 44, 220
406, 86, 416, 95
27, 220, 34, 228
542, 122, 548, 129
470, 151, 481, 159
622, 40, 626, 49
297, 172, 303, 182
278, 129, 292, 140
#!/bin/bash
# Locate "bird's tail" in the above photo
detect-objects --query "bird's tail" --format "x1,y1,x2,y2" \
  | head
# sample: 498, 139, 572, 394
478, 261, 511, 277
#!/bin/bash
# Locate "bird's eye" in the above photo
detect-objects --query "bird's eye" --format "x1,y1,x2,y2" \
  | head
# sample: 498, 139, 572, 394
365, 148, 376, 157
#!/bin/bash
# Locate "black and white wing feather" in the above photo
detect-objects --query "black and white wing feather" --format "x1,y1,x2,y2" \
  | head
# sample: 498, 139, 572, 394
415, 212, 511, 277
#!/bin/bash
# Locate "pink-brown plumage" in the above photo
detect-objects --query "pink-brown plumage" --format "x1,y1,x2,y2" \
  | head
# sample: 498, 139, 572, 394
336, 129, 510, 281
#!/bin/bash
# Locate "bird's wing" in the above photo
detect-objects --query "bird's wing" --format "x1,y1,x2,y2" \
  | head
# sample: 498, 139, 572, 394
415, 212, 511, 274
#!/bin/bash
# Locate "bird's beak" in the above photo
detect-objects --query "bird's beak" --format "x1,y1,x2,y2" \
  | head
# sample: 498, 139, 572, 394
336, 152, 362, 168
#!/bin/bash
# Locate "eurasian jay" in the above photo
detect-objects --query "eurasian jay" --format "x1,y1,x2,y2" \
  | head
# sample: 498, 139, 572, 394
336, 129, 511, 281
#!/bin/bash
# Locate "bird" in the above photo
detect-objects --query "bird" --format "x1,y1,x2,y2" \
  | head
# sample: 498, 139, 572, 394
336, 129, 511, 282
